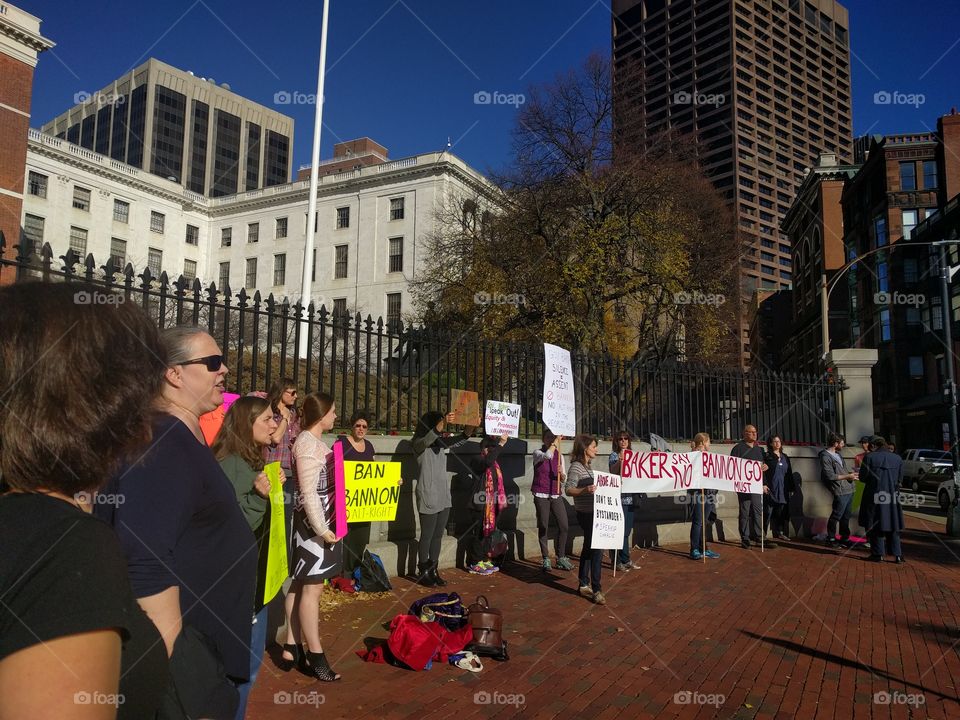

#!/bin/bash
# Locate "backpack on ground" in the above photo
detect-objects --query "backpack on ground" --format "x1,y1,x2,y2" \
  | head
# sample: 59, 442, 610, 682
466, 594, 509, 661
409, 593, 468, 630
353, 549, 392, 592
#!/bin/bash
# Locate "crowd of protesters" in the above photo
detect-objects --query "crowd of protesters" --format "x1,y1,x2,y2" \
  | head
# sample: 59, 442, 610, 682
0, 284, 913, 719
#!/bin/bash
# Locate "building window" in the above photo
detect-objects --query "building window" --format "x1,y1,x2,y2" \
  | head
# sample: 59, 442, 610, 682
909, 356, 923, 377
219, 261, 230, 289
386, 292, 402, 332
150, 211, 165, 234
248, 222, 259, 243
390, 197, 405, 220
185, 224, 199, 246
312, 248, 316, 282
73, 186, 91, 211
336, 206, 350, 229
245, 258, 257, 289
899, 161, 916, 191
109, 238, 126, 269
876, 259, 889, 293
903, 258, 918, 283
28, 171, 47, 198
148, 248, 162, 276
273, 253, 286, 286
333, 298, 347, 321
923, 160, 938, 189
69, 226, 87, 258
334, 245, 348, 279
22, 214, 44, 255
879, 308, 891, 342
388, 237, 403, 273
276, 217, 288, 239
902, 210, 918, 240
184, 259, 197, 279
221, 227, 232, 247
113, 199, 129, 223
874, 215, 887, 247
906, 307, 921, 326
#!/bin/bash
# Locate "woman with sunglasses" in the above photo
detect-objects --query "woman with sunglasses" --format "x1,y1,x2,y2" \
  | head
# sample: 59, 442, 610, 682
287, 392, 342, 681
212, 397, 278, 720
609, 431, 642, 571
532, 430, 573, 571
335, 410, 376, 574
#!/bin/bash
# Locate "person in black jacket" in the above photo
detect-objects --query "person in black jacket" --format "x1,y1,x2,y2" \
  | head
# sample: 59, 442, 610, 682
467, 434, 509, 574
858, 436, 906, 563
762, 434, 794, 540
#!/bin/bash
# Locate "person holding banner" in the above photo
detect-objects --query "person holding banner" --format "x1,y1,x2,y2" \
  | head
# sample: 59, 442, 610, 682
609, 432, 642, 571
335, 410, 377, 574
532, 431, 574, 571
265, 378, 301, 550
289, 392, 343, 682
762, 435, 794, 541
731, 425, 769, 549
565, 435, 606, 605
688, 433, 721, 560
412, 410, 476, 587
212, 396, 280, 719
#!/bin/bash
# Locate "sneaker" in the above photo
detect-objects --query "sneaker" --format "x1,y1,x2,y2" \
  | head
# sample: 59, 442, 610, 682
629, 561, 643, 570
556, 556, 574, 571
741, 540, 751, 549
541, 558, 552, 571
593, 591, 606, 605
690, 549, 703, 560
468, 563, 492, 575
704, 549, 720, 559
615, 562, 632, 572
578, 585, 594, 598
479, 560, 500, 573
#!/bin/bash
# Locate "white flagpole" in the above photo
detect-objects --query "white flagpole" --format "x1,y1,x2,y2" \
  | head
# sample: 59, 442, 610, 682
298, 0, 331, 359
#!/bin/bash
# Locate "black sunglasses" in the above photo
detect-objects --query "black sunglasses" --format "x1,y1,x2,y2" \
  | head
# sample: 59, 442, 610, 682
181, 354, 224, 372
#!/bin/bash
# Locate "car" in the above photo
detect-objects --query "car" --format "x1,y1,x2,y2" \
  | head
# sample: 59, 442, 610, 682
938, 474, 959, 512
902, 449, 953, 492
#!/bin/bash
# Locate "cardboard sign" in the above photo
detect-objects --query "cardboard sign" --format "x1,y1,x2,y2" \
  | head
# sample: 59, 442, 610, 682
450, 389, 481, 425
542, 343, 576, 436
331, 442, 348, 539
591, 471, 625, 550
484, 400, 521, 438
263, 462, 288, 604
619, 449, 763, 495
344, 461, 402, 522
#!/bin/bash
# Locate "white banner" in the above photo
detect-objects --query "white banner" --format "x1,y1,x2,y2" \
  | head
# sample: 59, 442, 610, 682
619, 449, 763, 495
542, 343, 576, 436
484, 400, 521, 438
591, 472, 625, 550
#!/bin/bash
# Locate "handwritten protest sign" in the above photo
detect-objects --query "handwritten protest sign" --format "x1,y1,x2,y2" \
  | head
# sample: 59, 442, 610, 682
450, 389, 481, 425
344, 461, 402, 522
542, 343, 576, 436
263, 462, 288, 604
484, 400, 521, 438
331, 442, 348, 539
591, 472, 625, 550
619, 449, 763, 494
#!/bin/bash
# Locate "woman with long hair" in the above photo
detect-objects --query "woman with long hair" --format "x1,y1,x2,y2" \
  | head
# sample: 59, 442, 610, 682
287, 392, 342, 681
762, 434, 794, 540
0, 283, 170, 719
467, 434, 509, 575
565, 434, 605, 604
689, 433, 720, 560
609, 431, 641, 571
532, 430, 573, 571
212, 396, 278, 719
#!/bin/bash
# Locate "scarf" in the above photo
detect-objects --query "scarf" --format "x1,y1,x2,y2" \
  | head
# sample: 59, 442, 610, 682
483, 459, 507, 537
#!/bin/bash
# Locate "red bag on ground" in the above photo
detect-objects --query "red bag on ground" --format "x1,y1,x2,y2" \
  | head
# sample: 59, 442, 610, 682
386, 614, 472, 671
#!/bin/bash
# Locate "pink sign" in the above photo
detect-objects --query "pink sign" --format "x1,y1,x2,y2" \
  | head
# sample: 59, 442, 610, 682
222, 392, 241, 411
332, 441, 348, 539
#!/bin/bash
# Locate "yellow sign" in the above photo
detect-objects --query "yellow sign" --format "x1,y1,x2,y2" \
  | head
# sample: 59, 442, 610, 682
263, 462, 288, 604
344, 461, 402, 522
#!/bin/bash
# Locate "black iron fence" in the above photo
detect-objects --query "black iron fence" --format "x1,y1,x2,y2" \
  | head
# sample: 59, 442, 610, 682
1, 238, 845, 443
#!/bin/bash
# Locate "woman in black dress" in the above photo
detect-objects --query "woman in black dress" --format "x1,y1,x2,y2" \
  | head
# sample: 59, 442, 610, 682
289, 392, 342, 681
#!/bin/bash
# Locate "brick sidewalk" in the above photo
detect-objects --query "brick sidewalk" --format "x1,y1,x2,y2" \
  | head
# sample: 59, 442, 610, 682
248, 516, 960, 719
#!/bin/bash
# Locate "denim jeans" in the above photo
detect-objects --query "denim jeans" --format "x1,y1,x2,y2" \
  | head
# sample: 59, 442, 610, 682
828, 493, 854, 540
234, 604, 269, 720
617, 503, 635, 564
576, 511, 603, 592
689, 491, 715, 553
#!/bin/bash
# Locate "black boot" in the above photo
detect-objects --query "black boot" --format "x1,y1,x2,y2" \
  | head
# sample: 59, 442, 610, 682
304, 650, 341, 682
279, 643, 301, 672
417, 563, 437, 587
431, 562, 448, 587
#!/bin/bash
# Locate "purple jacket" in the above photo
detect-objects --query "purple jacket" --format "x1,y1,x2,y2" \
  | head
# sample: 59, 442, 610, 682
532, 446, 562, 496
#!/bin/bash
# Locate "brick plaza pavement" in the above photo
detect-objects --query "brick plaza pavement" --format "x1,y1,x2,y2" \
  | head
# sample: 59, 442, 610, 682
248, 515, 960, 719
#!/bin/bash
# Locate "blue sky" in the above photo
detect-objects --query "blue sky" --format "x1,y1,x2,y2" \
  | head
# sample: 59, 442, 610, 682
23, 0, 960, 177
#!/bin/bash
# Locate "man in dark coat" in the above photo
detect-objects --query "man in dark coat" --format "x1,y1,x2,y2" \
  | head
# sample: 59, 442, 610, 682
731, 425, 771, 549
857, 436, 905, 563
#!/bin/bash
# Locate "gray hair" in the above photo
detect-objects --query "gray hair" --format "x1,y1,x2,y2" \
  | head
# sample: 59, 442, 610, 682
161, 325, 211, 366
